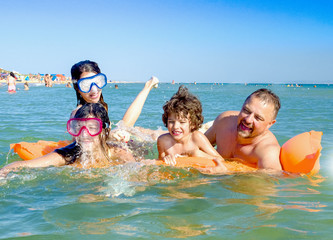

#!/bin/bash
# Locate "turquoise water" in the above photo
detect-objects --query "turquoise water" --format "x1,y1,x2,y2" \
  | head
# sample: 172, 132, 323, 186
1, 83, 333, 239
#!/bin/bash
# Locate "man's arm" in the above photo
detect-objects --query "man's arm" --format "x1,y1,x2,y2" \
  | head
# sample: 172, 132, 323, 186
255, 143, 282, 170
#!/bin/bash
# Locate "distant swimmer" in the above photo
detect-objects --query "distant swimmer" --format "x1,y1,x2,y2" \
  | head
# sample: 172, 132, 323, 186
7, 72, 17, 93
24, 82, 29, 90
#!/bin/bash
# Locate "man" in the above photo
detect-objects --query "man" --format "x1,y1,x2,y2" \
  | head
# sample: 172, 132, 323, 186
205, 88, 282, 171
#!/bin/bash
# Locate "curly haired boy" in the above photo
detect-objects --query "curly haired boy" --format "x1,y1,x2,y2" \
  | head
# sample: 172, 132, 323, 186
157, 85, 227, 171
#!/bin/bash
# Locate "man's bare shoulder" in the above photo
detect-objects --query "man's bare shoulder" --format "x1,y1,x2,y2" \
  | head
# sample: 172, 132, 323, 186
253, 131, 282, 170
258, 131, 280, 146
216, 110, 238, 120
206, 111, 238, 135
255, 145, 281, 170
214, 111, 239, 125
255, 136, 280, 154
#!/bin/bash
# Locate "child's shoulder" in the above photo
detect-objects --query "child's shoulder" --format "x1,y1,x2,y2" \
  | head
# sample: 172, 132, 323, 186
157, 133, 176, 151
191, 130, 209, 142
157, 132, 173, 141
192, 130, 205, 137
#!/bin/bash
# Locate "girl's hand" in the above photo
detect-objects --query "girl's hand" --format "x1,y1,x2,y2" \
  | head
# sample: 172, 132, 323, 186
111, 129, 131, 143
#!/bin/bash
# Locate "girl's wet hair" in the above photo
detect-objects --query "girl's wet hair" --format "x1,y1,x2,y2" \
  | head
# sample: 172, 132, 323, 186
74, 103, 110, 129
54, 142, 82, 165
162, 85, 204, 131
55, 103, 111, 164
70, 60, 108, 112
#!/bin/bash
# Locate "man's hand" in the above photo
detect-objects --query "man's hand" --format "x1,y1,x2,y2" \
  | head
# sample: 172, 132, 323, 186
197, 158, 228, 175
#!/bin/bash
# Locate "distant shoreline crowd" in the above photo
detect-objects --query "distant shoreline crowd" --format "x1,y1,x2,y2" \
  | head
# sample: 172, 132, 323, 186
0, 69, 71, 85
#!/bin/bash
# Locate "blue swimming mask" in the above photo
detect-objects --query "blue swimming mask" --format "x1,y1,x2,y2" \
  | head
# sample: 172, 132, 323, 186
77, 73, 107, 93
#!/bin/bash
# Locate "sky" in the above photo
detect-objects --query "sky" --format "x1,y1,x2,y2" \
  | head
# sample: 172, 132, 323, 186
1, 0, 332, 83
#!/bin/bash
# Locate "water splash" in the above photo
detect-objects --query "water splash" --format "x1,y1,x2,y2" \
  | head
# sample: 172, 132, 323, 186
101, 163, 147, 197
78, 143, 96, 169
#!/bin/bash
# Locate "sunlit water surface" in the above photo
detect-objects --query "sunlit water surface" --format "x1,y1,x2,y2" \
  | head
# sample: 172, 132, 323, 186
0, 83, 332, 239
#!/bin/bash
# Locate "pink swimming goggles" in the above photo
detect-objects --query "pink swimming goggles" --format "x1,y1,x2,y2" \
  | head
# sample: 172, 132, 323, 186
67, 118, 103, 137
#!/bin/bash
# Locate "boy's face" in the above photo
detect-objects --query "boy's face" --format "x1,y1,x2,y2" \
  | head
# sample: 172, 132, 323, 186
167, 112, 191, 141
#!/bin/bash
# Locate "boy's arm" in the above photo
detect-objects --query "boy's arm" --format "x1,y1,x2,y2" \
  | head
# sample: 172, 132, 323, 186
193, 131, 223, 159
157, 134, 177, 166
157, 135, 167, 160
192, 131, 228, 174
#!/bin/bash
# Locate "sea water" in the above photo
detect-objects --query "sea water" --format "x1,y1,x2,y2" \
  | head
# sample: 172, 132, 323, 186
0, 83, 332, 239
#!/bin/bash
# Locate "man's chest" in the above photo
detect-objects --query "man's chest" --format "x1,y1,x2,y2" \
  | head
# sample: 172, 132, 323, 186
233, 144, 258, 165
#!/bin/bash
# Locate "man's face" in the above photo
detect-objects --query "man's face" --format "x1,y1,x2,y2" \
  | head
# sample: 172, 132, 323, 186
237, 96, 276, 139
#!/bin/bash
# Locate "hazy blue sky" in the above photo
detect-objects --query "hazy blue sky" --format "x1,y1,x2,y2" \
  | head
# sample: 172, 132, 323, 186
1, 0, 332, 83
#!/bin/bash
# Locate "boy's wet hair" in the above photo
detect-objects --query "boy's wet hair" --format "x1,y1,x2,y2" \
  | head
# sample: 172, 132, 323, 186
162, 85, 204, 131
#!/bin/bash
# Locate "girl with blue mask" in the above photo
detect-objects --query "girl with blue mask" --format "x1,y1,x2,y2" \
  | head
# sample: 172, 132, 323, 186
70, 60, 159, 128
